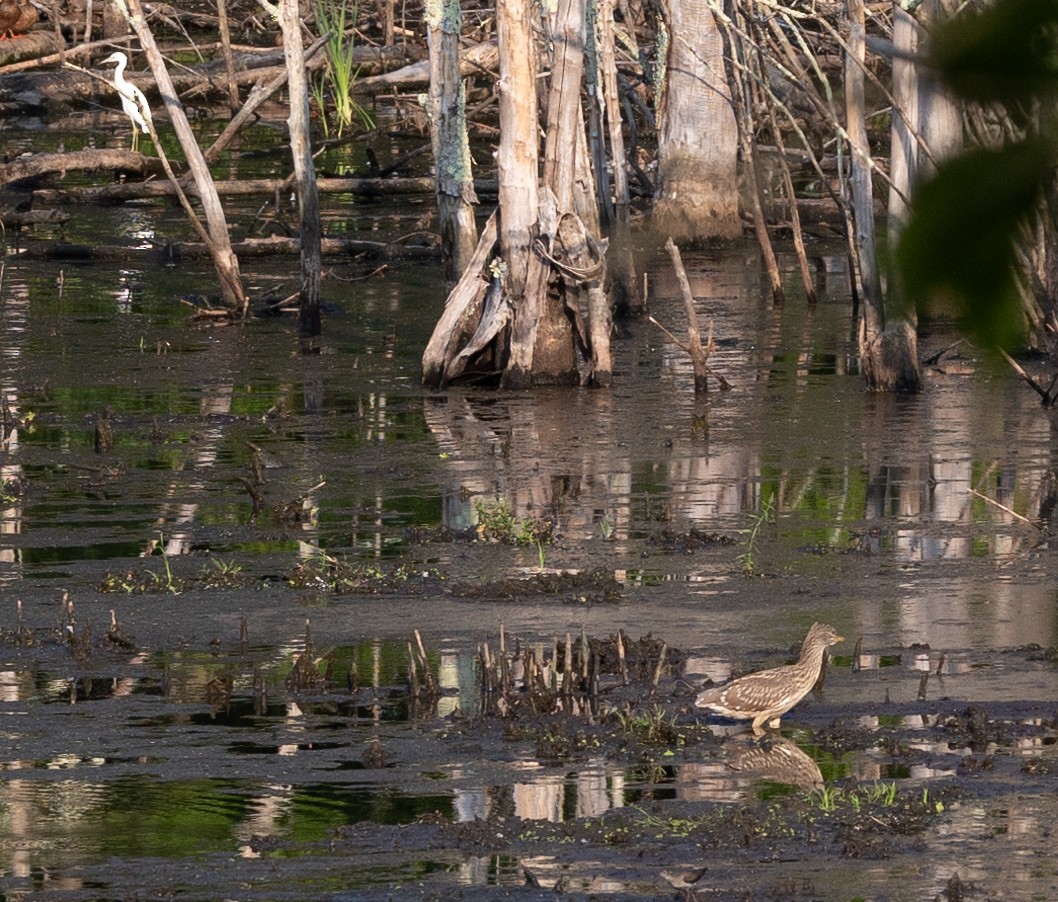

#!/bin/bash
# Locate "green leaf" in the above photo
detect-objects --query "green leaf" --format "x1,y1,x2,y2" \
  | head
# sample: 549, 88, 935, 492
897, 137, 1056, 349
931, 0, 1058, 105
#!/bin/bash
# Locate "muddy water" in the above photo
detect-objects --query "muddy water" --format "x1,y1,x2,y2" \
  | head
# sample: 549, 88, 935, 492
3, 129, 1058, 899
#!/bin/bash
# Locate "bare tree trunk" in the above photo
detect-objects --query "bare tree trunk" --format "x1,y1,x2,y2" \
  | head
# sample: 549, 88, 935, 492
499, 0, 546, 387
421, 0, 611, 388
887, 3, 919, 245
426, 0, 478, 287
848, 0, 920, 391
890, 0, 961, 244
216, 1, 241, 114
119, 0, 246, 313
597, 0, 643, 315
654, 0, 740, 242
278, 0, 321, 338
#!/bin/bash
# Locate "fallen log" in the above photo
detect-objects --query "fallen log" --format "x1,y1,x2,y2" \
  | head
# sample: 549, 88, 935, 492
15, 235, 442, 262
0, 43, 422, 109
31, 175, 499, 204
0, 208, 70, 228
355, 38, 498, 95
0, 149, 148, 185
0, 31, 62, 69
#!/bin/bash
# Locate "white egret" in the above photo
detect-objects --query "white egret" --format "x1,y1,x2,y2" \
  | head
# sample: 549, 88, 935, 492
102, 51, 153, 152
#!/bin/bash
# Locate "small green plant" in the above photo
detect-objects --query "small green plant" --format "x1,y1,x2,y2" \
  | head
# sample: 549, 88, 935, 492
473, 498, 552, 545
314, 0, 374, 137
309, 75, 331, 138
736, 495, 774, 576
611, 706, 681, 745
813, 783, 841, 813
1, 478, 19, 504
862, 781, 898, 806
152, 533, 179, 594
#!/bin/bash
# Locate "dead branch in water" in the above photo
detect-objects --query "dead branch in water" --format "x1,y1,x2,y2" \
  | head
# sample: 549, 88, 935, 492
999, 348, 1058, 406
664, 238, 710, 393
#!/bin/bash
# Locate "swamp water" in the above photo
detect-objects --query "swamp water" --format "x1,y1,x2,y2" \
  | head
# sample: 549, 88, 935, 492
3, 124, 1058, 900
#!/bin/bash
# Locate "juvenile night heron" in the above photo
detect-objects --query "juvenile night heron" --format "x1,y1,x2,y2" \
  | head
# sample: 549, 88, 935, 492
101, 50, 153, 152
695, 622, 843, 735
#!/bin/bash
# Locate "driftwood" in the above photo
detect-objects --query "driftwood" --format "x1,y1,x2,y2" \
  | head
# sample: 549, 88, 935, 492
664, 237, 709, 393
0, 31, 62, 68
17, 235, 442, 262
420, 211, 499, 385
0, 43, 420, 109
355, 38, 498, 95
0, 149, 148, 185
30, 176, 502, 206
0, 209, 70, 228
119, 0, 245, 311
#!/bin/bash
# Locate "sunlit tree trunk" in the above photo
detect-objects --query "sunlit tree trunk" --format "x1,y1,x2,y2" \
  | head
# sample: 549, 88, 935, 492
889, 0, 961, 251
653, 0, 740, 242
849, 0, 919, 392
279, 0, 322, 338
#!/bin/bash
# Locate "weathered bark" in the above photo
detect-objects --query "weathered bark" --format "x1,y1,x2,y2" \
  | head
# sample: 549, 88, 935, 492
421, 0, 611, 389
0, 30, 61, 66
426, 0, 478, 286
541, 0, 586, 226
848, 0, 920, 392
495, 0, 541, 386
654, 0, 740, 242
215, 0, 240, 113
118, 0, 246, 313
597, 0, 643, 316
507, 0, 600, 386
355, 39, 495, 95
665, 238, 708, 393
0, 148, 148, 185
278, 0, 321, 338
0, 44, 416, 109
21, 235, 442, 262
32, 176, 460, 204
421, 212, 499, 385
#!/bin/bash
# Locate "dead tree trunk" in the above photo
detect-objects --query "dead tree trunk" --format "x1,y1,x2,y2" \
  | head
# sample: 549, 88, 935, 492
654, 0, 741, 242
597, 0, 643, 316
426, 0, 478, 286
888, 0, 961, 312
847, 0, 920, 392
278, 0, 322, 338
420, 0, 612, 388
119, 0, 246, 314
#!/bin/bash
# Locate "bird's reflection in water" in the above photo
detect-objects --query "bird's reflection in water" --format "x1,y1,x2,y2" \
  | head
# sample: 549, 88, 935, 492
725, 734, 824, 791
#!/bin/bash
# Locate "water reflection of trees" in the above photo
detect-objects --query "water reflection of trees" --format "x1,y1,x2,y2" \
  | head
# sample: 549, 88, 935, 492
425, 256, 1058, 568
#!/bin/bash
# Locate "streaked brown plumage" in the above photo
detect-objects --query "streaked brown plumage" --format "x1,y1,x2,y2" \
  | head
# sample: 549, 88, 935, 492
695, 622, 843, 735
661, 866, 707, 901
0, 0, 37, 39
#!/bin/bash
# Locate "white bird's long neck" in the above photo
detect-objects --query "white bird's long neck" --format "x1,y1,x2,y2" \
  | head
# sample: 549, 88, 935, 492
114, 56, 127, 80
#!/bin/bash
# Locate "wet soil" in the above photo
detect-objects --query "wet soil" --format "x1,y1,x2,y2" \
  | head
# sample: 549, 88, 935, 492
4, 121, 1058, 897
3, 539, 1058, 900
